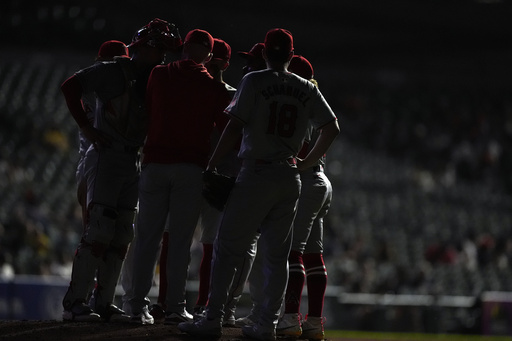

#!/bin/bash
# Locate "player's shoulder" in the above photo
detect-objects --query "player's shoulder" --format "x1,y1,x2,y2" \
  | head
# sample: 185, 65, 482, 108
76, 59, 122, 80
148, 63, 171, 81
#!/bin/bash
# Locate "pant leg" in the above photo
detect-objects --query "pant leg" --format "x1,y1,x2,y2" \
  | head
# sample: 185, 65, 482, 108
164, 164, 204, 312
128, 163, 171, 313
257, 175, 300, 327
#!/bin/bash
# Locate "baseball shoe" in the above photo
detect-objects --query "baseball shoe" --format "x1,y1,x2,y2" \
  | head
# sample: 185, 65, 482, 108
178, 316, 222, 338
193, 305, 205, 321
96, 303, 131, 322
164, 309, 193, 325
62, 300, 101, 322
222, 313, 236, 327
242, 322, 276, 341
276, 313, 302, 338
301, 315, 325, 340
129, 306, 154, 325
148, 303, 166, 324
234, 314, 257, 327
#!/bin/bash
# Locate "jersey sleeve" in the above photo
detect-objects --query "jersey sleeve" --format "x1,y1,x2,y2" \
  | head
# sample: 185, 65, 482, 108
309, 87, 338, 130
224, 74, 254, 125
61, 75, 90, 128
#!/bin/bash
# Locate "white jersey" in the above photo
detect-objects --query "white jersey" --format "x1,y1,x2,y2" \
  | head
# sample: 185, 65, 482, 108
76, 58, 146, 148
225, 69, 336, 161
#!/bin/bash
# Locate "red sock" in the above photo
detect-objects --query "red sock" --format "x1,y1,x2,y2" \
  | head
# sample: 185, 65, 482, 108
157, 231, 169, 306
196, 243, 213, 306
284, 250, 305, 314
303, 253, 327, 317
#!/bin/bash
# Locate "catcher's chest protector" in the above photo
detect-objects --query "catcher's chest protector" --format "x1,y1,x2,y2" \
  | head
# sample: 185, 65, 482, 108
103, 57, 147, 145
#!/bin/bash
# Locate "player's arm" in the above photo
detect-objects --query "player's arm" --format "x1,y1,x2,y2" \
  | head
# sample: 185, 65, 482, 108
207, 116, 244, 171
61, 75, 90, 128
61, 75, 110, 149
297, 119, 339, 171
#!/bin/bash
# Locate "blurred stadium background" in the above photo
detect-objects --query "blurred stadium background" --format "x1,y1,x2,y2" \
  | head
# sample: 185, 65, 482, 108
1, 0, 512, 337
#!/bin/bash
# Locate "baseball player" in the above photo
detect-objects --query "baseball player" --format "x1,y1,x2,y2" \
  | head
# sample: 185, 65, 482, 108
238, 42, 266, 75
125, 29, 231, 325
222, 41, 268, 327
193, 38, 240, 323
178, 28, 339, 340
149, 38, 242, 326
76, 40, 130, 307
195, 41, 271, 327
195, 38, 239, 321
276, 55, 332, 341
60, 18, 181, 323
78, 41, 130, 230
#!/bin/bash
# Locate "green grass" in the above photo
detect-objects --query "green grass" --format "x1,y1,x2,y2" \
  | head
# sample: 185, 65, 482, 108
325, 330, 512, 340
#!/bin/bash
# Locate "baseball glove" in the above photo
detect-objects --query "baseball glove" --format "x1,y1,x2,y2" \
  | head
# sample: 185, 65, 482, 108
202, 170, 236, 211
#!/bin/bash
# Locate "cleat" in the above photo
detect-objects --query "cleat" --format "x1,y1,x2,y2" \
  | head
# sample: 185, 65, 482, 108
129, 306, 154, 325
235, 314, 257, 328
63, 300, 101, 322
178, 316, 222, 338
276, 313, 302, 338
164, 309, 193, 325
148, 304, 166, 324
242, 323, 276, 341
301, 315, 325, 340
222, 313, 236, 327
193, 305, 206, 321
96, 303, 131, 322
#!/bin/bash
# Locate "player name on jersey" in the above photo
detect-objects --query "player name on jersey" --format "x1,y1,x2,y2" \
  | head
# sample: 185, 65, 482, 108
261, 83, 311, 107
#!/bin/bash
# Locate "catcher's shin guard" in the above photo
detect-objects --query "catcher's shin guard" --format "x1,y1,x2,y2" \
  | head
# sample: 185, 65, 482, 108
93, 245, 127, 309
94, 209, 135, 309
86, 204, 118, 246
63, 242, 104, 310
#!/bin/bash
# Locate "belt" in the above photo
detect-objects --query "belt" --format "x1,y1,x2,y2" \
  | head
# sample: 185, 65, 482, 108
312, 165, 322, 172
254, 158, 297, 166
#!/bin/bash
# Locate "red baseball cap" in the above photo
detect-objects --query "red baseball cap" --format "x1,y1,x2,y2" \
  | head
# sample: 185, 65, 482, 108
289, 55, 314, 80
211, 38, 231, 61
184, 29, 214, 52
97, 40, 129, 61
264, 28, 293, 54
238, 43, 265, 60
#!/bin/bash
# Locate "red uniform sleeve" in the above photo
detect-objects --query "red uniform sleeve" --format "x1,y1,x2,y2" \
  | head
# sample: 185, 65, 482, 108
61, 75, 90, 128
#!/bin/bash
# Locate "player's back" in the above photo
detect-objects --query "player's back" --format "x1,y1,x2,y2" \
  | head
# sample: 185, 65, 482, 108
143, 60, 231, 167
228, 69, 333, 162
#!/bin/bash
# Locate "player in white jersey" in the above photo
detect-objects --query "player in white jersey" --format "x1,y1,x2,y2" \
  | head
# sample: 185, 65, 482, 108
178, 28, 339, 340
61, 19, 181, 323
276, 55, 332, 341
77, 41, 129, 232
76, 40, 129, 307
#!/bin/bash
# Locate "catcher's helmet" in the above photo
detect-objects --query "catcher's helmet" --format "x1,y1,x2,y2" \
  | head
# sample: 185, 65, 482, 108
129, 18, 182, 51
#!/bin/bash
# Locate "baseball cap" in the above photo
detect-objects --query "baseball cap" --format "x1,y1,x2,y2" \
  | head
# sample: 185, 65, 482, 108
289, 55, 314, 80
184, 29, 214, 52
97, 40, 129, 61
211, 38, 231, 61
264, 28, 293, 54
237, 43, 264, 60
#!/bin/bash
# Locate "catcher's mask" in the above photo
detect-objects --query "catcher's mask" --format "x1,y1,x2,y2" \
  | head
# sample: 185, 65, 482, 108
129, 18, 182, 51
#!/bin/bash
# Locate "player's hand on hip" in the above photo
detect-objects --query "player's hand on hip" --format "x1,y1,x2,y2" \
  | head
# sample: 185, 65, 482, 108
296, 158, 307, 171
81, 124, 111, 150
